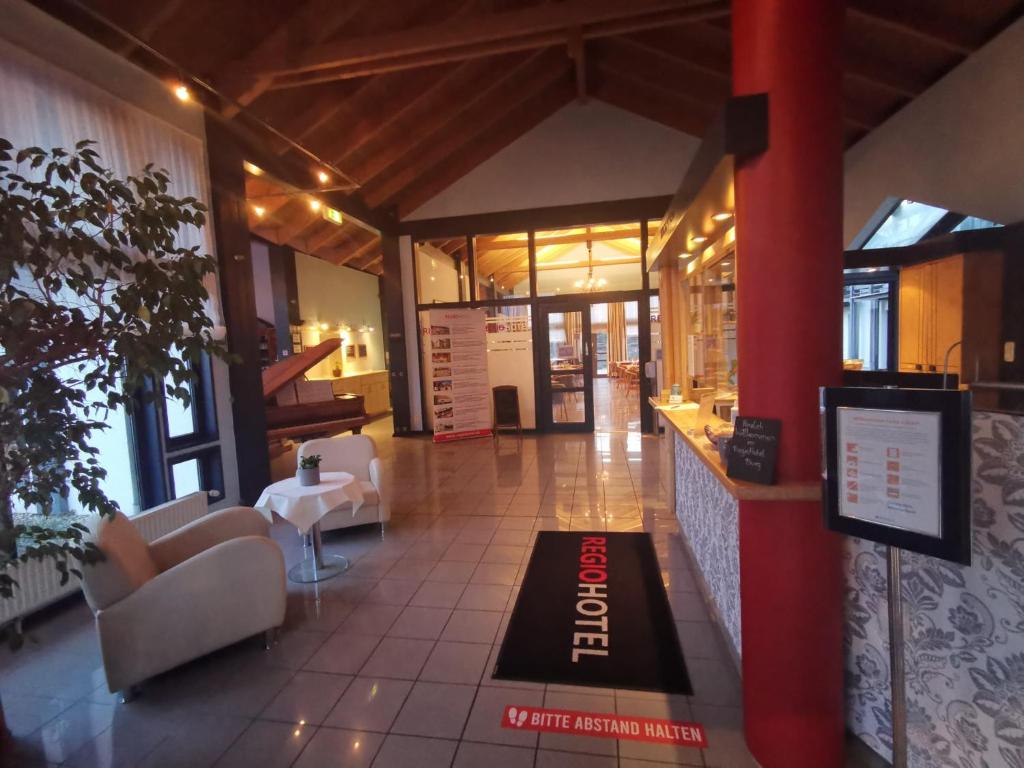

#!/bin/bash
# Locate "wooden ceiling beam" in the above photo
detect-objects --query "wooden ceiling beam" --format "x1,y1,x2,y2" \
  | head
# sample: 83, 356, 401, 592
260, 0, 730, 83
350, 50, 552, 190
114, 0, 184, 56
363, 55, 572, 209
336, 237, 380, 266
847, 2, 978, 55
304, 223, 354, 254
395, 79, 576, 218
590, 65, 713, 137
591, 39, 731, 107
217, 0, 371, 118
479, 227, 643, 251
336, 55, 515, 181
568, 28, 587, 103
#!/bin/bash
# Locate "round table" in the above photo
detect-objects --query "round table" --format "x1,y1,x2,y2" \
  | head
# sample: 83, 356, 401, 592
255, 472, 365, 583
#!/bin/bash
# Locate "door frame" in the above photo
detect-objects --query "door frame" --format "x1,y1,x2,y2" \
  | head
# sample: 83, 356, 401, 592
538, 302, 594, 432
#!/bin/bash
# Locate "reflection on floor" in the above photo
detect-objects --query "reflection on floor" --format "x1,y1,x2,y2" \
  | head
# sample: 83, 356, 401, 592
2, 417, 758, 767
552, 378, 642, 433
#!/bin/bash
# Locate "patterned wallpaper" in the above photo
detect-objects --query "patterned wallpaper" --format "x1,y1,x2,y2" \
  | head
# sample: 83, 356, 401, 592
845, 410, 1024, 767
674, 434, 742, 658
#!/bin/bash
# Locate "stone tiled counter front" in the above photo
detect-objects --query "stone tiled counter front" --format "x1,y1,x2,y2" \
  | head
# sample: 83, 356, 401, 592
674, 432, 742, 659
844, 410, 1024, 767
653, 401, 819, 669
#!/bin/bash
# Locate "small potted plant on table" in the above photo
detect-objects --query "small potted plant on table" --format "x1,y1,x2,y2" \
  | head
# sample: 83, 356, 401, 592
297, 454, 322, 487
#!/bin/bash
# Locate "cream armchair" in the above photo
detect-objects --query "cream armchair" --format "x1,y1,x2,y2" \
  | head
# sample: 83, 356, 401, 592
297, 435, 389, 536
81, 506, 286, 697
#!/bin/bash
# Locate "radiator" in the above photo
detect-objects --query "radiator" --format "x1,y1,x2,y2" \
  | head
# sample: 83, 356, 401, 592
0, 492, 210, 623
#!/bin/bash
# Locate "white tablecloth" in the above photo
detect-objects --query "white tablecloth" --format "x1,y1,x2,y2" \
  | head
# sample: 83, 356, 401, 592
254, 472, 364, 533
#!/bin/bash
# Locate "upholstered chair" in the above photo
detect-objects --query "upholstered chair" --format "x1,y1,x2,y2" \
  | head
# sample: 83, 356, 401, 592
296, 435, 389, 536
80, 506, 286, 698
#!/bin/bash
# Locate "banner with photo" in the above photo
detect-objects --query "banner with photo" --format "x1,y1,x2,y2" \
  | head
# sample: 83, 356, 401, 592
425, 308, 492, 442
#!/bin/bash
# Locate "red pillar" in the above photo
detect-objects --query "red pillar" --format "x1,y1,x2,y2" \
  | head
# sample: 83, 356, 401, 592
732, 1, 846, 767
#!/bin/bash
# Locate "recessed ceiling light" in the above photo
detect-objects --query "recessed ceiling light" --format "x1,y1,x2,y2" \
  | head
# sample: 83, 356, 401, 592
173, 84, 191, 102
677, 252, 692, 259
252, 205, 265, 217
691, 235, 708, 244
317, 170, 330, 184
309, 199, 322, 212
712, 212, 733, 222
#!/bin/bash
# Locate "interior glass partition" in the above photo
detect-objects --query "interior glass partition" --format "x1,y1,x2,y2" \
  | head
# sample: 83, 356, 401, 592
473, 233, 530, 300
535, 223, 642, 296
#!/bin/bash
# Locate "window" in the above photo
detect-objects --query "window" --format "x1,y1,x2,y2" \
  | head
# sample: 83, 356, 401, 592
161, 351, 218, 451
167, 448, 224, 501
842, 280, 895, 371
473, 233, 530, 300
536, 223, 642, 296
415, 239, 467, 304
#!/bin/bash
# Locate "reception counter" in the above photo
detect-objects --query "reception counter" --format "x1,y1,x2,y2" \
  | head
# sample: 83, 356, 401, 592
657, 393, 1024, 766
651, 398, 818, 667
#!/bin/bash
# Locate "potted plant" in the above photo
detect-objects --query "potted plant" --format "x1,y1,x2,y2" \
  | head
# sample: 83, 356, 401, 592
0, 138, 229, 733
297, 454, 322, 487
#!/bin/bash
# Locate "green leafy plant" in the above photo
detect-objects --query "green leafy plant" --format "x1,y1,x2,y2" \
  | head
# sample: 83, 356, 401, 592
0, 138, 230, 622
298, 454, 322, 470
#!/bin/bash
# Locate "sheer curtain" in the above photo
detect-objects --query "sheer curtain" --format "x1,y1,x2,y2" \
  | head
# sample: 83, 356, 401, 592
0, 37, 225, 335
0, 34, 227, 515
563, 311, 582, 358
607, 302, 627, 366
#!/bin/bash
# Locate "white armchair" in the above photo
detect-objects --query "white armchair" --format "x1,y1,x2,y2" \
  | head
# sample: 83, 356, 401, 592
297, 435, 389, 536
80, 506, 286, 697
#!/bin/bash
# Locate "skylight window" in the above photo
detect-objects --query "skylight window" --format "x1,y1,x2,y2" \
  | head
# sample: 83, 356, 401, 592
861, 199, 1003, 250
863, 200, 949, 249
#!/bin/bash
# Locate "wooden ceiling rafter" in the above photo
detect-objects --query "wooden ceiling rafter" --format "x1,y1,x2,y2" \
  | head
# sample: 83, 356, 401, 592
363, 52, 572, 209
337, 53, 526, 183
259, 0, 731, 84
847, 1, 980, 56
217, 0, 373, 118
394, 78, 576, 218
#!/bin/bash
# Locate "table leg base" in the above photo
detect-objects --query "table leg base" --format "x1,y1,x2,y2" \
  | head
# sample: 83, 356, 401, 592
288, 554, 349, 583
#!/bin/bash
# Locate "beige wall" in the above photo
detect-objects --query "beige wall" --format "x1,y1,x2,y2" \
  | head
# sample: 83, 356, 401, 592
294, 251, 385, 378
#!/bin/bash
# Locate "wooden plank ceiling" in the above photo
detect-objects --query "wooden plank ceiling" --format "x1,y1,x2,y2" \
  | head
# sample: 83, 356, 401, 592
30, 0, 1024, 276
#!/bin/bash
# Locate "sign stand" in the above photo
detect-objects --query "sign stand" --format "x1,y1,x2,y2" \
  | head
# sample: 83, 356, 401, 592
886, 545, 908, 768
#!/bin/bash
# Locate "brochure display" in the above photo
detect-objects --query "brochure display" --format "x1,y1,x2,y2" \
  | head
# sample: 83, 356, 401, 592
821, 386, 971, 768
424, 308, 492, 443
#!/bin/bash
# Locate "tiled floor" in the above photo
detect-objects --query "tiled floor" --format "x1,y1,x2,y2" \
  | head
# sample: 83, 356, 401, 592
1, 408, 757, 767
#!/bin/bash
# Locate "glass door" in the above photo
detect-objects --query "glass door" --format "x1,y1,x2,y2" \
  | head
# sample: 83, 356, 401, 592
540, 305, 593, 431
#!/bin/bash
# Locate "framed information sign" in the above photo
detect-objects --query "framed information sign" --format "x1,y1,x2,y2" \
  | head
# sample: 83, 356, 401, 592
820, 387, 971, 565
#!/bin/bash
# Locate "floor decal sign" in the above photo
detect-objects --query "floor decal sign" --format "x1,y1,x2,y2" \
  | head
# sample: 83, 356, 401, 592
501, 705, 707, 747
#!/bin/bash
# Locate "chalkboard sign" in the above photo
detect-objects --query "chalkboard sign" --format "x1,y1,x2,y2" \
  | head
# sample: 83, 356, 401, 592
492, 385, 522, 433
726, 416, 781, 484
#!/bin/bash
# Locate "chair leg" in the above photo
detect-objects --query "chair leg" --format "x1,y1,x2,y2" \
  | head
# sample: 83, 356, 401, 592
263, 628, 278, 651
120, 684, 141, 703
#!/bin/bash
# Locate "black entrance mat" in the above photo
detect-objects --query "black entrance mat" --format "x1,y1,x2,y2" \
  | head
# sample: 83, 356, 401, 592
493, 531, 692, 694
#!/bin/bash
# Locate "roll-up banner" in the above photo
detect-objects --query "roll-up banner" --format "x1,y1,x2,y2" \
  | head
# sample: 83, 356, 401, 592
425, 308, 492, 443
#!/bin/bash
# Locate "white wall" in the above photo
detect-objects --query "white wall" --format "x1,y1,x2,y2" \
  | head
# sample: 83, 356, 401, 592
844, 17, 1024, 245
294, 252, 385, 376
404, 101, 700, 220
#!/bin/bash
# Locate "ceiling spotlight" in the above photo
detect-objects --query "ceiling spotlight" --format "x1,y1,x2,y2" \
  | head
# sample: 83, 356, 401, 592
309, 199, 322, 212
691, 235, 708, 244
317, 170, 330, 184
712, 212, 733, 222
252, 205, 265, 217
677, 252, 692, 259
173, 84, 191, 102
